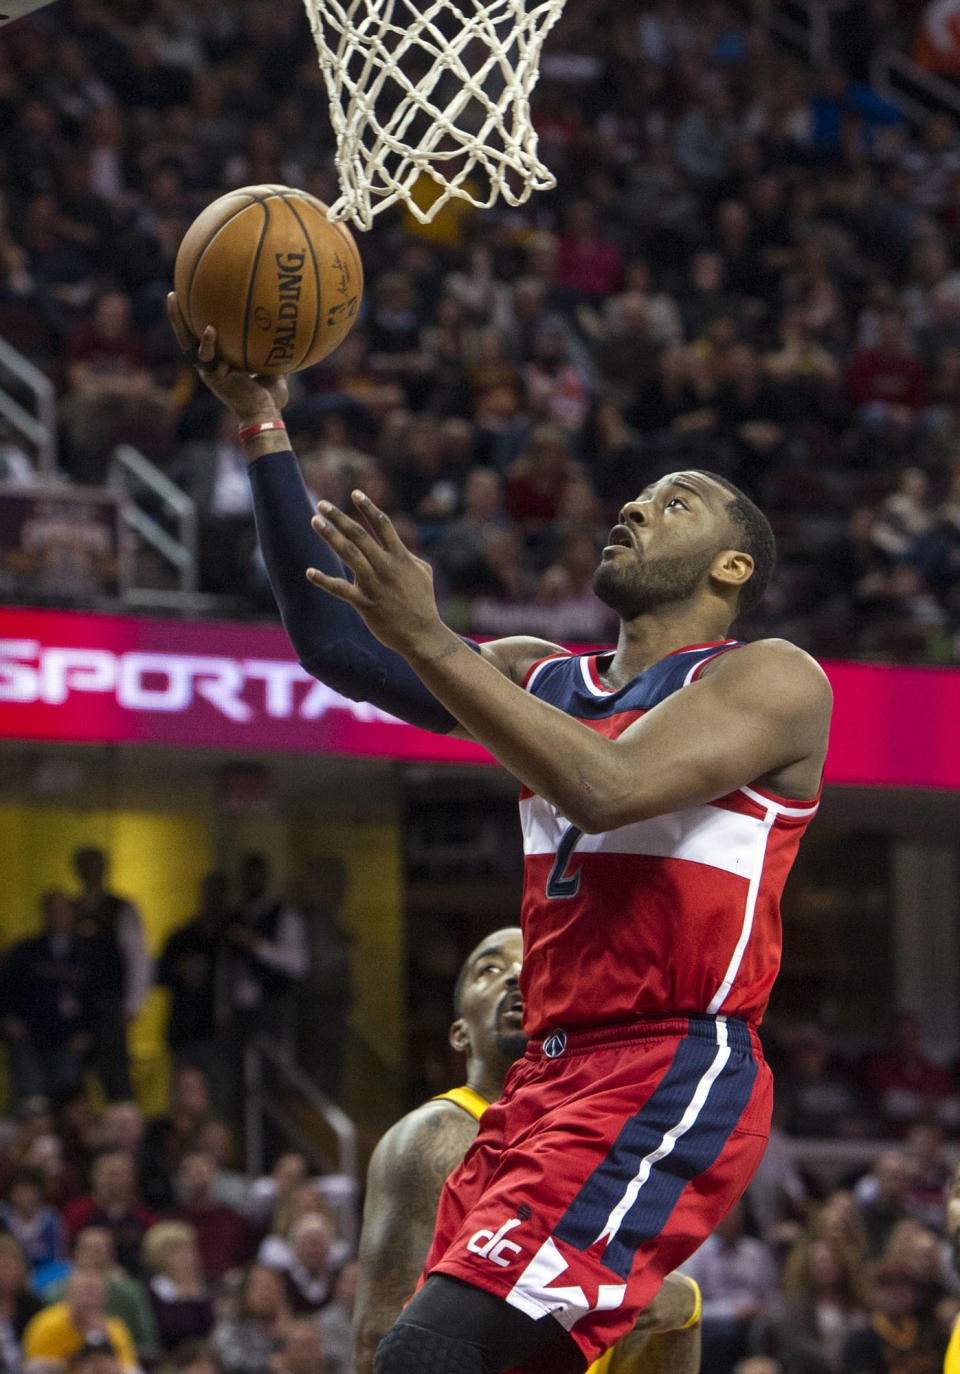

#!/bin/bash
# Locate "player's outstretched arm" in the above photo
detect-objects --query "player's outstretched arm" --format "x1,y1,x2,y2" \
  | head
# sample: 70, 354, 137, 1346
305, 492, 832, 827
166, 295, 477, 731
166, 296, 561, 731
354, 1103, 476, 1374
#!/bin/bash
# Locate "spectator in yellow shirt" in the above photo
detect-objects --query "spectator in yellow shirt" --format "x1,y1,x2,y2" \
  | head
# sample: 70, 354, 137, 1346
22, 1270, 138, 1374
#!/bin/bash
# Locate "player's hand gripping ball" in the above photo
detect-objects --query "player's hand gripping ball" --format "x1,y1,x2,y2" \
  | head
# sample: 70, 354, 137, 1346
174, 185, 364, 375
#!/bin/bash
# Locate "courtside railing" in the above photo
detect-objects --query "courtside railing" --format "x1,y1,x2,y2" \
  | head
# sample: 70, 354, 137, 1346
244, 1033, 359, 1246
0, 334, 57, 475
871, 45, 960, 124
109, 444, 199, 603
760, 0, 960, 128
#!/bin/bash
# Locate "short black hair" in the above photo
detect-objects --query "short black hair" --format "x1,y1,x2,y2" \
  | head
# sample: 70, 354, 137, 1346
691, 471, 776, 616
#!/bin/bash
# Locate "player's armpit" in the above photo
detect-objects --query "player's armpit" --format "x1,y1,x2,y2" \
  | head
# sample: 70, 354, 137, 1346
354, 1105, 476, 1374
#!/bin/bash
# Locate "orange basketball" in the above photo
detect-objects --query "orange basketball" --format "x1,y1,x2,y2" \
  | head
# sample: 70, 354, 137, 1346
174, 185, 364, 375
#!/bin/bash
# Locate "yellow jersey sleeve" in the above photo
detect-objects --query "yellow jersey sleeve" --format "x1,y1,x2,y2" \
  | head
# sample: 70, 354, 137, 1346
432, 1086, 491, 1121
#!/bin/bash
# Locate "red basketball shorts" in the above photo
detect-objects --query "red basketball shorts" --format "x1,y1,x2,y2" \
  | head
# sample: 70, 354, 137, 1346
421, 1014, 772, 1369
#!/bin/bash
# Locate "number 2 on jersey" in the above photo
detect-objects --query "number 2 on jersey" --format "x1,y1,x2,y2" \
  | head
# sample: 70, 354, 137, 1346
546, 823, 583, 898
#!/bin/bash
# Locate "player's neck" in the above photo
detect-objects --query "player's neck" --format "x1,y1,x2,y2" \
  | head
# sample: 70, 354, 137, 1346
604, 608, 733, 688
466, 1062, 510, 1106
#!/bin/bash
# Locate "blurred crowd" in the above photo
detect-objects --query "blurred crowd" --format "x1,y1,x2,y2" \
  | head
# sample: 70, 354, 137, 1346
2, 0, 960, 656
0, 847, 354, 1114
0, 849, 358, 1372
0, 1082, 357, 1374
2, 987, 960, 1374
3, 845, 960, 1373
4, 4, 960, 1369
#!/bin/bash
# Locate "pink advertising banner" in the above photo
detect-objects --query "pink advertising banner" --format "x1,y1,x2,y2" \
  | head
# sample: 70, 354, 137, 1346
0, 607, 958, 788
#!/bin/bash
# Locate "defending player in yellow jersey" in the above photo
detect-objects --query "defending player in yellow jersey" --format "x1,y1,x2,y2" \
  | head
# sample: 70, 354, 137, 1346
353, 927, 701, 1374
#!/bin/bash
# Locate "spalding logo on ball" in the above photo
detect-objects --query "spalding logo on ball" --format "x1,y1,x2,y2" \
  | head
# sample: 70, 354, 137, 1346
174, 185, 364, 375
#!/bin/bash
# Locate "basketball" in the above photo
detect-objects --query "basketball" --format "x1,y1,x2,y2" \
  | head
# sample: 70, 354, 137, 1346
173, 185, 364, 375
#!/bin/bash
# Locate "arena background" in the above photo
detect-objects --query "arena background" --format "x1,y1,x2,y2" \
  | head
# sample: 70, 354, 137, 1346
2, 0, 960, 1370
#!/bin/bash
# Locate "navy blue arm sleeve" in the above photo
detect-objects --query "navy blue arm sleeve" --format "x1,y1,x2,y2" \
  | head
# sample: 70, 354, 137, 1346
247, 448, 479, 732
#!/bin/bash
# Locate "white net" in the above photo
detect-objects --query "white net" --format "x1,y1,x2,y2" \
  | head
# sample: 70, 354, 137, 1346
302, 0, 567, 230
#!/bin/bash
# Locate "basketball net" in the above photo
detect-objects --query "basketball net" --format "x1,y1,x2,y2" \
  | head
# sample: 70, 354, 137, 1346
302, 0, 567, 230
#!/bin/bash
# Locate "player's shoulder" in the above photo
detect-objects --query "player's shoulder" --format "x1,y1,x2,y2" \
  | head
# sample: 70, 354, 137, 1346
368, 1097, 477, 1182
704, 637, 832, 703
479, 635, 570, 686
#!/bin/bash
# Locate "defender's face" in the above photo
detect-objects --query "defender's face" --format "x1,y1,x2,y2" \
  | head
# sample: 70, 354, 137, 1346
457, 928, 524, 1061
594, 471, 731, 620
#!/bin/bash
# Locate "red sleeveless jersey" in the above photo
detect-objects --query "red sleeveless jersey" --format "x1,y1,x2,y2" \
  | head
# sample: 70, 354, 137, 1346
518, 641, 819, 1036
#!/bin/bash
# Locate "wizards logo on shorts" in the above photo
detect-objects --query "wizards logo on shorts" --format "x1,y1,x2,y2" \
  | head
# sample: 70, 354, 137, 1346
506, 1237, 626, 1332
467, 1217, 524, 1268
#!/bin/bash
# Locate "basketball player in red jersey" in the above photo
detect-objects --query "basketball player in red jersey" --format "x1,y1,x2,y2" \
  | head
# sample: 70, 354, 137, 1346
167, 298, 833, 1374
355, 927, 701, 1374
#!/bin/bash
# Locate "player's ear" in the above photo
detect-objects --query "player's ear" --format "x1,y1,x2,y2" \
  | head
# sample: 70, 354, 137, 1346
712, 548, 753, 596
449, 1018, 470, 1053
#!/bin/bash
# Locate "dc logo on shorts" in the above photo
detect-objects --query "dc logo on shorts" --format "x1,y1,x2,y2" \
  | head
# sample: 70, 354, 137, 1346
543, 1030, 567, 1058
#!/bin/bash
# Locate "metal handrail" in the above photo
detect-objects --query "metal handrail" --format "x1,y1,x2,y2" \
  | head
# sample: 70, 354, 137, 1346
244, 1034, 359, 1245
871, 44, 960, 126
789, 1134, 960, 1190
761, 0, 960, 129
0, 334, 57, 474
109, 444, 198, 595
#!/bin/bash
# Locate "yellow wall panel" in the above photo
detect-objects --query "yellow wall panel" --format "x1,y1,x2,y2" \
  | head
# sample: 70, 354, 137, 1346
290, 819, 405, 1072
0, 804, 214, 1114
0, 803, 406, 1121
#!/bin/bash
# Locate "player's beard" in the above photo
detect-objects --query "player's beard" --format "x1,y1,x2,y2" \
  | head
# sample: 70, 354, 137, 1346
593, 544, 717, 620
495, 1029, 529, 1061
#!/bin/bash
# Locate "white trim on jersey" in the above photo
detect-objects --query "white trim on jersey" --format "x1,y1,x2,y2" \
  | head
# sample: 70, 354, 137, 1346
682, 647, 731, 686
705, 806, 776, 1014
682, 658, 702, 686
739, 785, 820, 818
579, 655, 613, 697
519, 794, 769, 880
592, 1017, 731, 1248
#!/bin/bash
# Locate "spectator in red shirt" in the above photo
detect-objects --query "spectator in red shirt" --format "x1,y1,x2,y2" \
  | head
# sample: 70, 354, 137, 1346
847, 306, 931, 428
505, 424, 583, 529
901, 1124, 955, 1232
868, 1012, 960, 1135
63, 1151, 154, 1279
168, 1152, 256, 1284
522, 323, 593, 431
61, 288, 171, 482
555, 199, 624, 301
